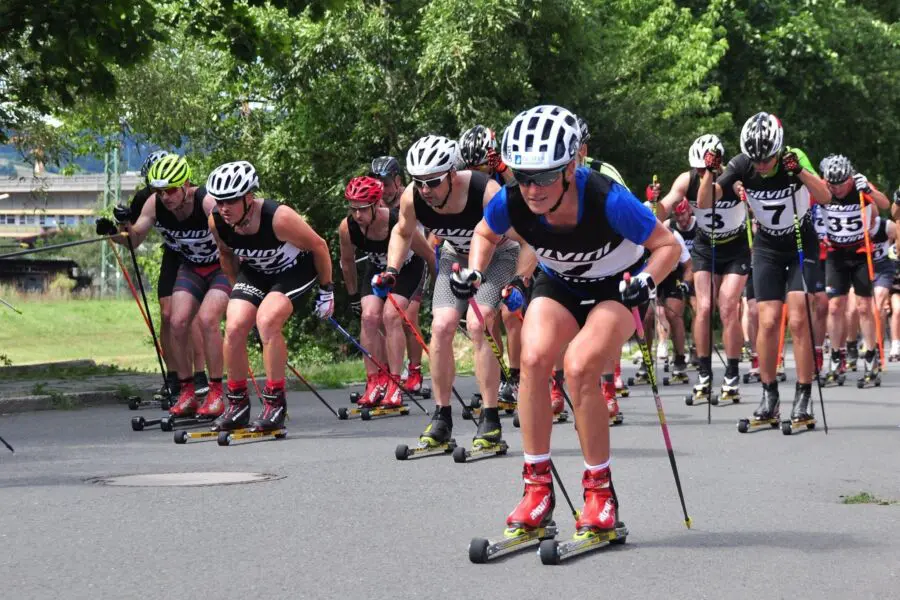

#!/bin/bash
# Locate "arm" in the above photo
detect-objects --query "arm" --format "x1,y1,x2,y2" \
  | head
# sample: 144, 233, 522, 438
208, 213, 240, 285
865, 184, 890, 211
469, 181, 509, 272
658, 172, 693, 219
681, 258, 694, 285
386, 186, 417, 272
273, 206, 333, 286
337, 219, 358, 295
409, 226, 437, 281
696, 175, 722, 213
641, 222, 682, 285
119, 197, 158, 248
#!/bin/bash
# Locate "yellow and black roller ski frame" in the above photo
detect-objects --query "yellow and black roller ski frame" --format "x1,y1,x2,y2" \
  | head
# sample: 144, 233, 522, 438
662, 372, 689, 386
821, 372, 846, 387
498, 399, 517, 415
737, 416, 780, 433
781, 416, 816, 435
452, 440, 509, 463
469, 523, 559, 563
720, 389, 741, 404
616, 385, 630, 398
610, 413, 624, 426
174, 428, 248, 444
217, 428, 287, 446
512, 411, 569, 428
539, 522, 628, 564
337, 404, 410, 420
395, 438, 457, 461
626, 372, 650, 387
130, 414, 214, 432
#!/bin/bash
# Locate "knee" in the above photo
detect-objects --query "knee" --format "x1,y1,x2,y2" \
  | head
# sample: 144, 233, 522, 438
758, 311, 780, 332
563, 352, 601, 389
429, 316, 457, 343
696, 295, 712, 316
256, 311, 286, 341
160, 304, 173, 325
170, 312, 191, 337
360, 309, 382, 332
225, 319, 252, 345
857, 299, 872, 316
197, 310, 221, 333
788, 312, 808, 335
521, 346, 554, 378
383, 308, 403, 332
718, 298, 739, 322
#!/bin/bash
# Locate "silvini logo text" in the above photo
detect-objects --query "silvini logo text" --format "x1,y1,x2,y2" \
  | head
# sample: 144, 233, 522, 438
748, 188, 793, 201
234, 248, 282, 258
157, 227, 210, 239
534, 244, 612, 263
431, 228, 473, 239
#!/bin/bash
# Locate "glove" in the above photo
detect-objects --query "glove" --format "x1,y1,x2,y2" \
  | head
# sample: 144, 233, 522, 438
703, 149, 723, 173
893, 188, 900, 206
781, 150, 800, 176
315, 283, 335, 319
645, 183, 661, 202
888, 245, 898, 262
487, 149, 507, 174
618, 272, 656, 308
348, 292, 362, 317
450, 264, 484, 300
370, 267, 398, 299
113, 205, 132, 224
676, 280, 692, 297
500, 277, 529, 312
852, 173, 871, 193
95, 217, 118, 236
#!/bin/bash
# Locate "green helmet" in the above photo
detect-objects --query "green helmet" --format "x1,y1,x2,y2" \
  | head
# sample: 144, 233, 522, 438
147, 154, 192, 189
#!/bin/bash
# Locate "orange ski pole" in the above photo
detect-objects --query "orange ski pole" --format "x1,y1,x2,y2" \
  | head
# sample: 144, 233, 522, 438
859, 191, 885, 366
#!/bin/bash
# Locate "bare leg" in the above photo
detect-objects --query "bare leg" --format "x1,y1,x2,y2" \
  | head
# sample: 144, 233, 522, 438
195, 290, 229, 379
383, 295, 410, 374
756, 300, 783, 382
467, 303, 501, 408
787, 291, 814, 384
168, 290, 201, 381
429, 307, 461, 408
223, 299, 257, 384
359, 295, 385, 377
256, 292, 293, 384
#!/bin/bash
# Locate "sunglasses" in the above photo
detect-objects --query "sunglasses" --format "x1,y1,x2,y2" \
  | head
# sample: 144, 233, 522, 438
511, 166, 565, 187
412, 172, 449, 189
214, 196, 244, 206
155, 186, 182, 197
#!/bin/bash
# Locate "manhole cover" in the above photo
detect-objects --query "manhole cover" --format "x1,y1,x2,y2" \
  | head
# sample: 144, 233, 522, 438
89, 472, 283, 487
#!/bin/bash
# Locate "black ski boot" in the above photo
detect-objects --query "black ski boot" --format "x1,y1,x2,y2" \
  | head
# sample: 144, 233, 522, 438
193, 371, 210, 397
211, 390, 251, 432
782, 383, 816, 434
473, 411, 503, 450
738, 383, 780, 433
419, 411, 453, 448
249, 388, 287, 432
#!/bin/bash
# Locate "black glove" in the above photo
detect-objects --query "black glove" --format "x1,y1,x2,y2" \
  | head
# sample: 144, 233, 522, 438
113, 205, 132, 224
781, 150, 800, 176
348, 292, 362, 317
95, 217, 118, 236
450, 264, 485, 300
618, 272, 656, 308
676, 280, 693, 297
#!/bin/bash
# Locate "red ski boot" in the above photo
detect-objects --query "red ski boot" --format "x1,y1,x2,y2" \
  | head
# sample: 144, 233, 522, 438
381, 377, 404, 408
549, 372, 565, 415
603, 380, 619, 419
402, 363, 423, 393
506, 461, 555, 531
169, 383, 199, 417
358, 373, 387, 407
614, 361, 628, 397
575, 467, 617, 533
196, 381, 225, 418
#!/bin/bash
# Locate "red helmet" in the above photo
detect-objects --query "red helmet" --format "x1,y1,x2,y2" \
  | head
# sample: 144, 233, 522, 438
674, 198, 691, 215
345, 176, 384, 205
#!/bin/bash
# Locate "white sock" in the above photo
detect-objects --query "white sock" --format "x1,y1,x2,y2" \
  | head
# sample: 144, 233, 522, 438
584, 459, 611, 472
891, 340, 900, 354
524, 452, 551, 464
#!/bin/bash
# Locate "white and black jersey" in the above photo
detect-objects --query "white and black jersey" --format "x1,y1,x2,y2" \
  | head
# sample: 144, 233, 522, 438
154, 186, 218, 265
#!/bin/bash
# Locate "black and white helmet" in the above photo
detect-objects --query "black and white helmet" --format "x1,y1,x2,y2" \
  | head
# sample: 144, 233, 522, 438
688, 134, 725, 169
206, 161, 259, 201
739, 112, 784, 162
406, 135, 458, 177
501, 105, 580, 170
140, 150, 170, 180
370, 156, 401, 179
819, 154, 854, 184
576, 116, 590, 144
458, 125, 496, 168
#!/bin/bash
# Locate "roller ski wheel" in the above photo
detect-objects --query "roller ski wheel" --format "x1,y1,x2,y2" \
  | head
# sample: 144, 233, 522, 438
131, 416, 146, 431
686, 377, 714, 406
468, 523, 559, 563
513, 412, 519, 428
539, 522, 628, 565
889, 352, 900, 363
742, 372, 761, 385
498, 400, 517, 415
616, 386, 629, 398
217, 428, 287, 446
822, 372, 846, 387
337, 407, 349, 420
610, 413, 624, 426
452, 440, 508, 463
739, 390, 779, 433
356, 405, 410, 421
174, 427, 249, 444
349, 392, 360, 404
627, 370, 649, 387
781, 417, 816, 435
127, 396, 142, 410
160, 416, 175, 432
736, 416, 780, 433
395, 438, 457, 461
416, 386, 432, 400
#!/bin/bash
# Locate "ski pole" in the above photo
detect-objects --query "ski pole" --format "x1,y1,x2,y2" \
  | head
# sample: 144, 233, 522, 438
549, 459, 580, 520
624, 273, 692, 529
0, 433, 13, 453
0, 297, 22, 315
385, 292, 469, 412
0, 234, 120, 260
124, 234, 170, 398
787, 187, 828, 433
859, 191, 885, 366
327, 317, 428, 414
107, 240, 164, 357
286, 361, 339, 417
453, 265, 511, 382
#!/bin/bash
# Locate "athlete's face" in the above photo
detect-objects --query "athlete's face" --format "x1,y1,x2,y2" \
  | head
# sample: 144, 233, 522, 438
379, 175, 402, 208
515, 161, 574, 214
216, 194, 249, 225
413, 171, 451, 204
349, 203, 376, 226
751, 155, 778, 175
674, 209, 692, 229
157, 185, 185, 212
827, 178, 854, 198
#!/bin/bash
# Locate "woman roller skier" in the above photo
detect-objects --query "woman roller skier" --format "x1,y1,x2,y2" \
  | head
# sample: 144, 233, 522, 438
699, 113, 832, 430
338, 176, 433, 407
208, 161, 334, 434
463, 105, 679, 544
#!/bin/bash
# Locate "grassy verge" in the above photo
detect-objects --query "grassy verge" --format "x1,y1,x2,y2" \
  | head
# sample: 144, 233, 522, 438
840, 492, 898, 506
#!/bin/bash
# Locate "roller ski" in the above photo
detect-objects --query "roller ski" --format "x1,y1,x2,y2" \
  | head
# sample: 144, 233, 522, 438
663, 358, 689, 386
395, 411, 457, 460
685, 374, 717, 406
453, 412, 508, 463
338, 379, 410, 420
176, 389, 250, 443
461, 393, 483, 421
129, 379, 175, 410
737, 386, 780, 433
741, 341, 752, 362
219, 388, 288, 445
720, 375, 741, 404
781, 383, 816, 435
469, 461, 558, 563
626, 366, 650, 387
856, 357, 881, 389
614, 363, 629, 397
846, 343, 859, 371
130, 413, 214, 432
821, 354, 846, 387
742, 353, 761, 384
603, 381, 625, 426
539, 467, 627, 565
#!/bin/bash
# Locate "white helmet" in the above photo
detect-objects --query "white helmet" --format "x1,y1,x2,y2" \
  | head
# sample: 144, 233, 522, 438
501, 105, 580, 170
739, 112, 784, 162
688, 134, 725, 169
206, 161, 259, 201
406, 135, 458, 177
820, 154, 854, 184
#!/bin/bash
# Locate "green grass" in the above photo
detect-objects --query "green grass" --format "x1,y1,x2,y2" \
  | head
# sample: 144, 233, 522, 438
840, 492, 898, 506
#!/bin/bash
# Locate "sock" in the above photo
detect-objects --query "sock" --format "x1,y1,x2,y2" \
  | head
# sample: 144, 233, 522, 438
847, 340, 858, 352
166, 370, 178, 382
864, 349, 875, 362
266, 378, 286, 391
482, 407, 500, 423
831, 349, 841, 362
193, 371, 206, 379
763, 380, 778, 394
585, 458, 611, 472
228, 379, 247, 393
699, 356, 712, 377
892, 340, 900, 353
798, 382, 812, 393
509, 367, 521, 381
726, 358, 739, 378
437, 405, 452, 420
553, 369, 564, 382
210, 377, 223, 383
675, 354, 686, 366
524, 452, 551, 464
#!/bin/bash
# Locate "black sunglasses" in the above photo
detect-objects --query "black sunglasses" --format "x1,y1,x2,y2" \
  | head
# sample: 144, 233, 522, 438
511, 166, 565, 187
412, 173, 449, 189
214, 196, 244, 205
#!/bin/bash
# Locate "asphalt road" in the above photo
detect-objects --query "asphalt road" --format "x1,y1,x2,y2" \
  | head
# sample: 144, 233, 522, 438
1, 356, 898, 600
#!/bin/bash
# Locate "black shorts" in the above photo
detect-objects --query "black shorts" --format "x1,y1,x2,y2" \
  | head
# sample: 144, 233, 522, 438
873, 259, 895, 290
658, 266, 685, 301
825, 252, 871, 298
231, 261, 318, 313
752, 228, 824, 302
174, 262, 232, 303
531, 267, 640, 329
692, 235, 751, 276
744, 270, 755, 300
157, 246, 182, 300
361, 256, 426, 300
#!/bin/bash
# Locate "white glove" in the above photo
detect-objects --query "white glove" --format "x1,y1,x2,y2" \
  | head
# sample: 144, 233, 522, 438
315, 284, 334, 319
853, 173, 871, 193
